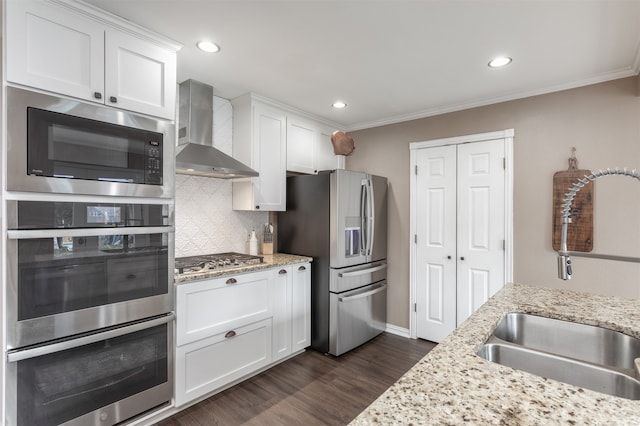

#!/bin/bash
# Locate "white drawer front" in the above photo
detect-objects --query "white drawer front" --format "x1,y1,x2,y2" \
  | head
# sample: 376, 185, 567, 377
175, 318, 272, 406
176, 271, 271, 346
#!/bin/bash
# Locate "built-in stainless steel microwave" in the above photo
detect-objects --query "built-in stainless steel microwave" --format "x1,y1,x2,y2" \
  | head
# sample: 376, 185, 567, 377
6, 86, 174, 198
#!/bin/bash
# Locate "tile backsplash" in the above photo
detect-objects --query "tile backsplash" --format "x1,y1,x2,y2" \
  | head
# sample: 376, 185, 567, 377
174, 95, 267, 257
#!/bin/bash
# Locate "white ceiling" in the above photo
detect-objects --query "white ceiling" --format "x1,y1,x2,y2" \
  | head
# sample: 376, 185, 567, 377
85, 0, 640, 131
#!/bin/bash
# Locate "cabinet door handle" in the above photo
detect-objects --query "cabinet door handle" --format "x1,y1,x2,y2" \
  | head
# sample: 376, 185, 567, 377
93, 92, 102, 99
109, 96, 118, 103
298, 265, 306, 271
126, 273, 137, 280
226, 278, 238, 285
225, 330, 236, 338
279, 269, 287, 275
447, 256, 452, 260
460, 256, 465, 261
255, 205, 260, 209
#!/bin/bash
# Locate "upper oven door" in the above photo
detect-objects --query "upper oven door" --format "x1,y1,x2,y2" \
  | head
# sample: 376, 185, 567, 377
6, 86, 174, 198
6, 200, 174, 350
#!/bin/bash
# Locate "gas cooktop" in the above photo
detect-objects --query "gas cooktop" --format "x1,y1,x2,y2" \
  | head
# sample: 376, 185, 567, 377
174, 252, 263, 275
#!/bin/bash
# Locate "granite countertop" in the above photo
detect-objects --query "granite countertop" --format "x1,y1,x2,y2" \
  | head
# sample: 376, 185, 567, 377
174, 253, 312, 284
351, 283, 640, 425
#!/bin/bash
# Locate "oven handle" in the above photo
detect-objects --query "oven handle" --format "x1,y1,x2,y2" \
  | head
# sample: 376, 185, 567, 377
7, 226, 174, 239
7, 313, 175, 363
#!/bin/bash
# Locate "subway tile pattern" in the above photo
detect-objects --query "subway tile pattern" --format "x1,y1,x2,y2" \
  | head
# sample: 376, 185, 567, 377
175, 96, 267, 258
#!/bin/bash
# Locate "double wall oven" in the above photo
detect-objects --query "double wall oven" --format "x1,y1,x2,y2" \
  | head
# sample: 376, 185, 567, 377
5, 86, 175, 425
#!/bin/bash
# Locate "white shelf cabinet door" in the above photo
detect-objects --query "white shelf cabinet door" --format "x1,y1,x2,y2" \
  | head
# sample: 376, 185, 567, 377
286, 116, 316, 174
271, 267, 293, 362
287, 119, 345, 175
233, 97, 287, 211
316, 125, 345, 172
291, 263, 311, 351
104, 30, 177, 120
6, 0, 105, 103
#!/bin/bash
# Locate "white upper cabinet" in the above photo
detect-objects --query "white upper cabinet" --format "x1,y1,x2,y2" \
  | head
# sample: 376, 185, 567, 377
287, 115, 345, 174
232, 94, 288, 211
104, 30, 177, 119
6, 0, 180, 120
286, 117, 316, 174
316, 124, 345, 172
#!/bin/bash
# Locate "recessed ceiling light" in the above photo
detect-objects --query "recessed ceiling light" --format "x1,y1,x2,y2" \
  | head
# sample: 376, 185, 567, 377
488, 56, 512, 68
332, 101, 347, 109
197, 40, 220, 53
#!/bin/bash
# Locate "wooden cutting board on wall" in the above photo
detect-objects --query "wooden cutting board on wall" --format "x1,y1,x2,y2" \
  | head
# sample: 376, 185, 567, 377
552, 169, 593, 252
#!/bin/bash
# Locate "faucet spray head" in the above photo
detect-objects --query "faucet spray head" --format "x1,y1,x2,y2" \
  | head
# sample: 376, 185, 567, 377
557, 253, 572, 280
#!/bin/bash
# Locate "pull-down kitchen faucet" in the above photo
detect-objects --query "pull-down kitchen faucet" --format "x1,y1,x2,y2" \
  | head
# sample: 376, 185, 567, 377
558, 168, 640, 280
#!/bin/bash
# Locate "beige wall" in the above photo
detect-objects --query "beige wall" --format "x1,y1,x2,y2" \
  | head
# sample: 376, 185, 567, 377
346, 77, 640, 330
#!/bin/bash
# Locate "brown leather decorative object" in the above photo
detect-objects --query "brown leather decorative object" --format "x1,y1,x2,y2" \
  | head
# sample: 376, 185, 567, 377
331, 131, 355, 156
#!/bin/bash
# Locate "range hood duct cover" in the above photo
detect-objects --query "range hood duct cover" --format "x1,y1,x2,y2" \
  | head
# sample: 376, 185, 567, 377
175, 79, 258, 178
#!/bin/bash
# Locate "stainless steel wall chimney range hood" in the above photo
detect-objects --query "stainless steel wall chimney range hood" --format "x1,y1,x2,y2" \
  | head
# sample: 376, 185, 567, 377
175, 79, 258, 178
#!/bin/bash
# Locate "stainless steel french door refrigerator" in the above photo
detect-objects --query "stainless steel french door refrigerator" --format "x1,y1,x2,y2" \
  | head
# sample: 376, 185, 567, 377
278, 169, 387, 356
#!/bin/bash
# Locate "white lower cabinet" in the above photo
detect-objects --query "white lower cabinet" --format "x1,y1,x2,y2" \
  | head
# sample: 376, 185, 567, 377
272, 263, 312, 362
291, 263, 311, 351
272, 267, 293, 361
175, 319, 272, 407
175, 263, 311, 407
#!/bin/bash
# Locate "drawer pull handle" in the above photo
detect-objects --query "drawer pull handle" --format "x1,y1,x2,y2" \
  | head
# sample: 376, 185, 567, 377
226, 278, 238, 285
225, 330, 236, 338
93, 92, 102, 99
279, 269, 287, 275
298, 265, 306, 271
109, 96, 118, 103
126, 273, 137, 279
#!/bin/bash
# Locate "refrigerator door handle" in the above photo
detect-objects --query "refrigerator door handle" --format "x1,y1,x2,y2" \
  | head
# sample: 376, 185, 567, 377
360, 180, 367, 255
338, 283, 387, 302
338, 263, 387, 277
366, 178, 375, 256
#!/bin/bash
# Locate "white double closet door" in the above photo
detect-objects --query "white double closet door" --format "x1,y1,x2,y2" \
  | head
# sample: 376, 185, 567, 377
414, 138, 506, 343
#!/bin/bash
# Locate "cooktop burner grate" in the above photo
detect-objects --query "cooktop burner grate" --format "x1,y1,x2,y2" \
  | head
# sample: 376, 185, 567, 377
175, 252, 263, 274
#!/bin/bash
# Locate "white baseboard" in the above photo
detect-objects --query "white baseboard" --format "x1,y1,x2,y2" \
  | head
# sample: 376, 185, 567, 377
384, 323, 411, 338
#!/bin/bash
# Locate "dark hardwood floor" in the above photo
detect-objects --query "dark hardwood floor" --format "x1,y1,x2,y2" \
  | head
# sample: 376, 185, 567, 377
157, 333, 436, 426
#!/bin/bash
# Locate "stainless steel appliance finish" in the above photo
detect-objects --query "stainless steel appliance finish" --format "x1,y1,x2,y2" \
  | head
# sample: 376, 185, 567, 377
6, 200, 174, 350
174, 252, 263, 275
5, 200, 175, 425
6, 86, 174, 198
175, 79, 258, 178
278, 169, 388, 356
6, 313, 175, 425
5, 86, 176, 425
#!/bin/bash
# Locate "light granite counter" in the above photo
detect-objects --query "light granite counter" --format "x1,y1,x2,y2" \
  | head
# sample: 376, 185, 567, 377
351, 283, 640, 425
174, 253, 312, 284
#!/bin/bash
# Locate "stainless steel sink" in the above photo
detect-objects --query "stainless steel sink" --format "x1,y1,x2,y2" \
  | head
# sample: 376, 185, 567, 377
477, 313, 640, 400
493, 313, 640, 369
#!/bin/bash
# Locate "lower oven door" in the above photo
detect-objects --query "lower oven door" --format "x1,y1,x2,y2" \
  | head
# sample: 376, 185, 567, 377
6, 313, 174, 426
329, 280, 387, 356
